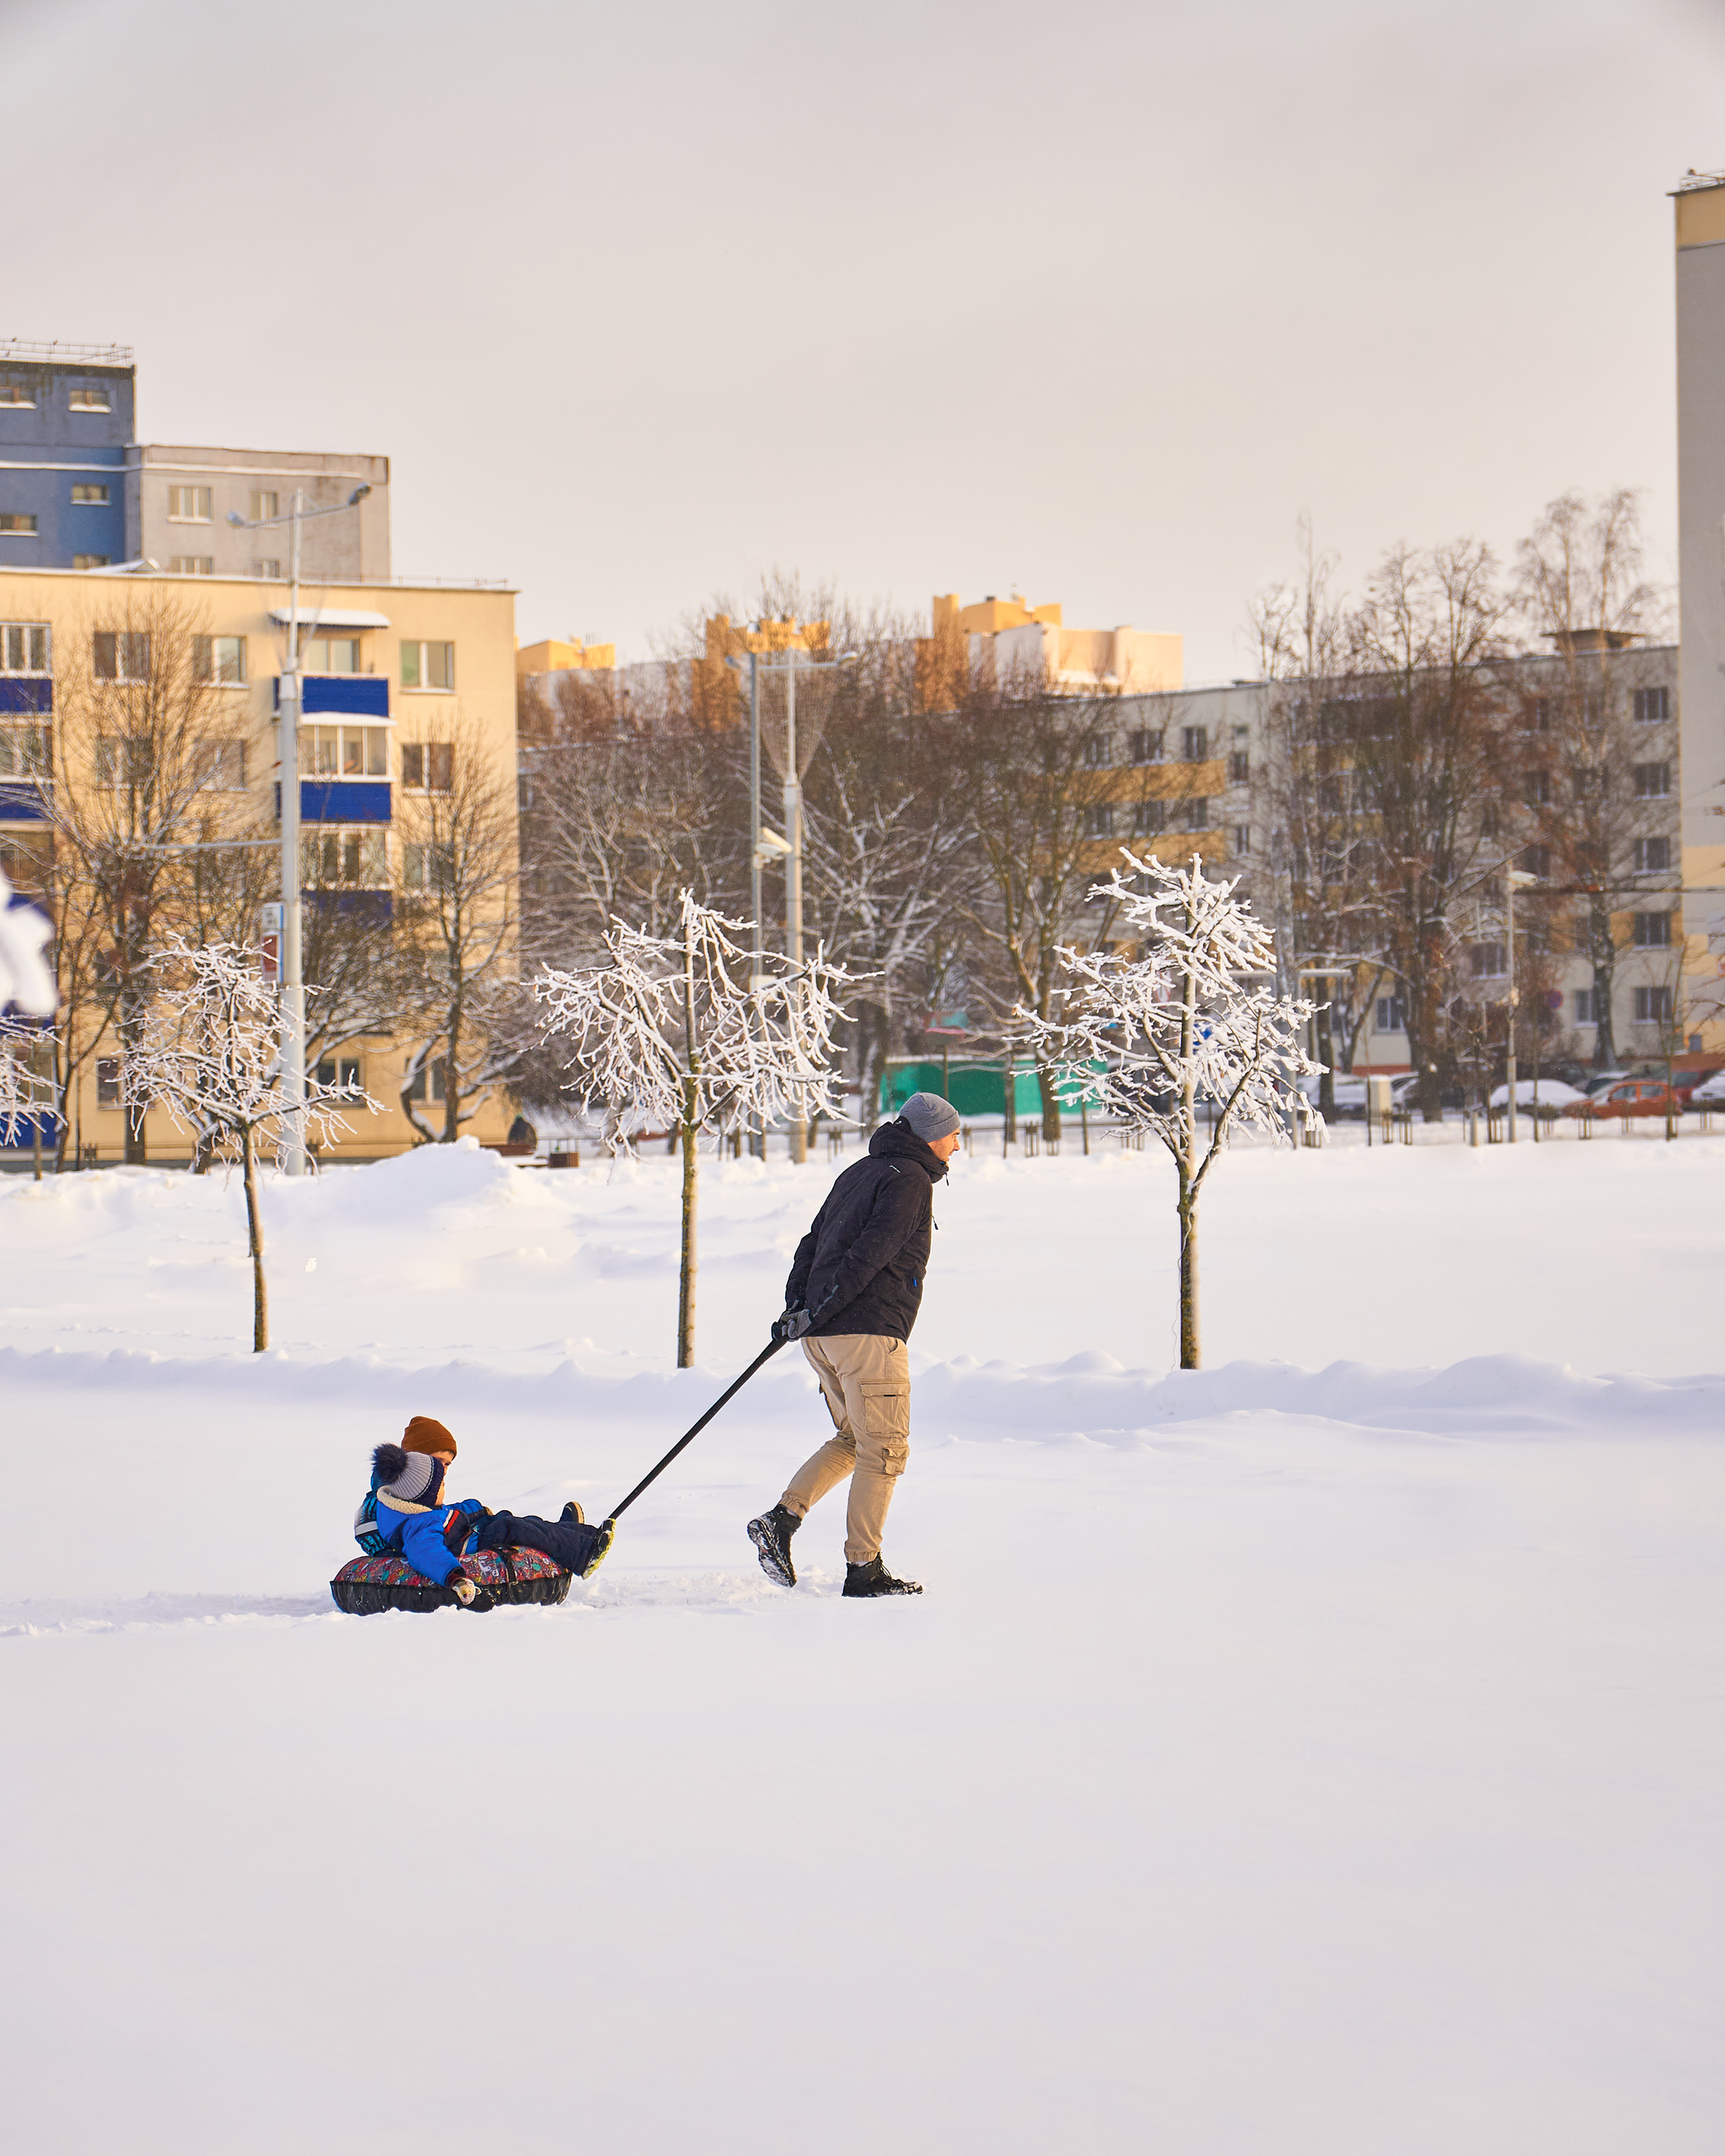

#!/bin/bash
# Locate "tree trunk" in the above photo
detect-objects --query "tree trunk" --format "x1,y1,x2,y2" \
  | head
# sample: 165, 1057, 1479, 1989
241, 1123, 268, 1353
1178, 1179, 1199, 1369
1036, 1060, 1063, 1143
677, 1080, 698, 1369
1002, 1058, 1017, 1143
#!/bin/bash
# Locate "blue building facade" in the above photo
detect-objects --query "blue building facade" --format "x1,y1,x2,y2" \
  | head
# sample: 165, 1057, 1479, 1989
0, 342, 134, 571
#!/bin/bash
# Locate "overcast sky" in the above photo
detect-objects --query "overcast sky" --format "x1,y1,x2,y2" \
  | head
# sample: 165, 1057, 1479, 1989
9, 0, 1725, 676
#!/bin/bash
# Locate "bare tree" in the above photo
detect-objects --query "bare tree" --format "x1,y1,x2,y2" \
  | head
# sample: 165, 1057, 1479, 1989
1509, 489, 1671, 1070
44, 592, 264, 1161
394, 712, 519, 1142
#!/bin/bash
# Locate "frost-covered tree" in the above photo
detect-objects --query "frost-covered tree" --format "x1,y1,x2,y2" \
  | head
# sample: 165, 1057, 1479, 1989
1026, 851, 1321, 1369
0, 862, 56, 1020
126, 937, 376, 1352
535, 891, 850, 1366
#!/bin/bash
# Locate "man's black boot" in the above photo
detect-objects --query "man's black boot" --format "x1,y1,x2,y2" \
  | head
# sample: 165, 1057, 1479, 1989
842, 1556, 922, 1598
560, 1500, 586, 1524
748, 1503, 802, 1588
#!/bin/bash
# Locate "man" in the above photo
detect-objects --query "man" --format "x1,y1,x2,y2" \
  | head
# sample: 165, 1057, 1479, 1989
747, 1091, 961, 1598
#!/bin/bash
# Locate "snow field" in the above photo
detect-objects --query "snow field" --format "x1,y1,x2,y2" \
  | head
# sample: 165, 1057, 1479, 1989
1, 1139, 1722, 2152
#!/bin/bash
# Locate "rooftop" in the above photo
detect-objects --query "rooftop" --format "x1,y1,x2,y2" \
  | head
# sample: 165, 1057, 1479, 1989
0, 339, 134, 368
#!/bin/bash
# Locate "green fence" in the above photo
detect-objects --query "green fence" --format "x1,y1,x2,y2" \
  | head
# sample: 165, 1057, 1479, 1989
878, 1059, 1107, 1118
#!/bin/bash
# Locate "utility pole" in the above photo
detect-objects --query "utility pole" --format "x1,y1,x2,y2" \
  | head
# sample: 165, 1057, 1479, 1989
227, 482, 371, 1178
1504, 866, 1535, 1144
278, 490, 307, 1175
784, 654, 805, 1164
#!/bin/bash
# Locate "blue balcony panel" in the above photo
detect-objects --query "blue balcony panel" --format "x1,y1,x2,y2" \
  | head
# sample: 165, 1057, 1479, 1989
274, 675, 391, 718
307, 890, 393, 927
0, 781, 50, 822
0, 680, 51, 716
0, 1112, 63, 1152
274, 779, 393, 824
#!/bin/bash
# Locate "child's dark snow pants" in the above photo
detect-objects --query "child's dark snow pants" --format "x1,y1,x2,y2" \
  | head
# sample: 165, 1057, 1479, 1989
472, 1511, 605, 1576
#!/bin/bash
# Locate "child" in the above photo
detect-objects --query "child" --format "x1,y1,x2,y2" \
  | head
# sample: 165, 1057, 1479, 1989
360, 1415, 612, 1602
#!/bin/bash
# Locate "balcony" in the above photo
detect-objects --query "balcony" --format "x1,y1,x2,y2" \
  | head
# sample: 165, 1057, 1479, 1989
274, 675, 390, 719
274, 780, 393, 824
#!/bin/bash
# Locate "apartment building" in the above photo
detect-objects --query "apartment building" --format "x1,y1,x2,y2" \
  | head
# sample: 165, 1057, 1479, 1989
0, 340, 390, 580
0, 563, 518, 1161
919, 592, 1181, 702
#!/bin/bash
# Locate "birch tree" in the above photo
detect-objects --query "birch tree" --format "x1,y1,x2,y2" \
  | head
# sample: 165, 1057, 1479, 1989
535, 892, 850, 1366
1026, 852, 1320, 1369
126, 937, 375, 1351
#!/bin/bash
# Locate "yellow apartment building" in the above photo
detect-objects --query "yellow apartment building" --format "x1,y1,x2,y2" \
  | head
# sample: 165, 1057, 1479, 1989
919, 593, 1182, 706
0, 564, 521, 1164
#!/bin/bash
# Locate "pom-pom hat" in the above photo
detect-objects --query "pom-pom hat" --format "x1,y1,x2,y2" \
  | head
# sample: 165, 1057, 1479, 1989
371, 1443, 446, 1508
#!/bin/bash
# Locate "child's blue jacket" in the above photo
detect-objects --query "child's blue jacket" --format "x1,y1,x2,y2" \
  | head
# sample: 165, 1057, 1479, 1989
374, 1492, 485, 1586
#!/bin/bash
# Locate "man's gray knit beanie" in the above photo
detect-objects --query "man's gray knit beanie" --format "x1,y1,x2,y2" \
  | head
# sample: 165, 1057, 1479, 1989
898, 1091, 961, 1142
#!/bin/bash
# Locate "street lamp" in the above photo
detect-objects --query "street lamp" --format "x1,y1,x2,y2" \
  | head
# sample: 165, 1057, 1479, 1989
1503, 865, 1537, 1144
725, 641, 858, 1162
226, 483, 372, 1175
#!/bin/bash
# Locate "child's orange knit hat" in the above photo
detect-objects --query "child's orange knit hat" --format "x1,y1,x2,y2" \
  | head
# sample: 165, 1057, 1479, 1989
403, 1415, 457, 1458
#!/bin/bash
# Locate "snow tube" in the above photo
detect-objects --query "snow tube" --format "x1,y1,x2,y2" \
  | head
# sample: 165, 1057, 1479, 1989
330, 1545, 574, 1616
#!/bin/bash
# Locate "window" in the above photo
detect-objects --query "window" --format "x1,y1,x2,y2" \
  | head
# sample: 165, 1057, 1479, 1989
400, 640, 455, 690
403, 841, 454, 891
1131, 799, 1166, 837
1635, 836, 1671, 873
1376, 996, 1407, 1033
253, 558, 281, 580
1228, 750, 1249, 784
1633, 762, 1671, 799
1530, 697, 1551, 732
1471, 942, 1507, 979
1571, 988, 1599, 1025
1632, 910, 1672, 947
93, 632, 150, 681
1231, 824, 1251, 855
0, 382, 35, 408
303, 636, 362, 675
1180, 725, 1208, 762
301, 724, 388, 778
250, 489, 279, 522
1182, 796, 1211, 832
167, 485, 212, 522
1525, 768, 1551, 806
71, 483, 110, 505
1083, 803, 1114, 838
1573, 762, 1606, 798
169, 556, 213, 576
68, 384, 110, 411
0, 514, 39, 536
400, 741, 453, 792
1127, 728, 1163, 765
1479, 803, 1501, 840
302, 829, 387, 887
96, 1057, 122, 1108
1520, 844, 1551, 879
1317, 775, 1345, 812
1634, 985, 1674, 1023
315, 1056, 362, 1091
0, 623, 49, 673
0, 724, 51, 776
1634, 686, 1670, 724
95, 736, 156, 787
72, 554, 109, 571
193, 738, 246, 790
192, 635, 247, 685
1081, 733, 1112, 769
406, 1058, 447, 1103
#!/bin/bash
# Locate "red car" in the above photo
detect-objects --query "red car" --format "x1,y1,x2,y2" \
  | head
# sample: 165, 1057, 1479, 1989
1564, 1079, 1684, 1120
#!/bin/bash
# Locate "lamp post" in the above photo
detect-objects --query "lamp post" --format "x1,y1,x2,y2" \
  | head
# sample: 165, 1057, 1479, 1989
1503, 865, 1536, 1144
726, 642, 856, 1162
227, 484, 371, 1175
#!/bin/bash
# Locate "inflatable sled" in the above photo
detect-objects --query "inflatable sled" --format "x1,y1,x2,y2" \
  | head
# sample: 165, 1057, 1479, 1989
330, 1544, 574, 1616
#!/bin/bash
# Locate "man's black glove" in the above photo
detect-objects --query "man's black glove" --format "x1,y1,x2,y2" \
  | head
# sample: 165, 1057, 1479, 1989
771, 1307, 813, 1343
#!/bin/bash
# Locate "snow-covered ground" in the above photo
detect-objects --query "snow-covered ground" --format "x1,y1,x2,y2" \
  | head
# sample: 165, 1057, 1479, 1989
3, 1138, 1722, 2153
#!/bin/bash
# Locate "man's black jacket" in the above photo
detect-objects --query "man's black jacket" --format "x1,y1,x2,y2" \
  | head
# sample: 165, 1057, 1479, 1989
784, 1119, 949, 1340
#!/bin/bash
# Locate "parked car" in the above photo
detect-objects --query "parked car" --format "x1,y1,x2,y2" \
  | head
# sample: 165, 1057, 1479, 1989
1564, 1079, 1685, 1120
1487, 1079, 1589, 1111
1581, 1070, 1632, 1097
1688, 1069, 1725, 1107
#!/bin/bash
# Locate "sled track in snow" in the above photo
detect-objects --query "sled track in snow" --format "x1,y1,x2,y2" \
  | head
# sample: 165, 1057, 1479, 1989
0, 1568, 839, 1637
